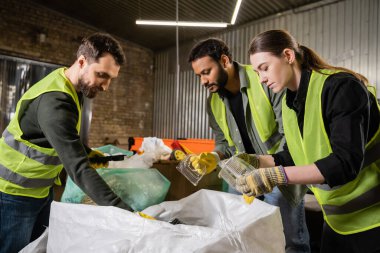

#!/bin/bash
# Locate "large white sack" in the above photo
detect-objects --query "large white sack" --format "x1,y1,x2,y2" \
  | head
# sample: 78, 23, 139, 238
47, 189, 285, 253
19, 229, 48, 253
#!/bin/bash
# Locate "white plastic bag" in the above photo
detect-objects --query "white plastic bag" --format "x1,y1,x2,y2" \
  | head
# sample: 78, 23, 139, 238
140, 137, 172, 160
108, 137, 172, 169
47, 189, 285, 252
109, 152, 156, 168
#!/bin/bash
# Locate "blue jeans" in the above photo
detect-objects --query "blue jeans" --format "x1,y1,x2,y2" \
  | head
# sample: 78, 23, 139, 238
228, 186, 310, 253
0, 189, 53, 253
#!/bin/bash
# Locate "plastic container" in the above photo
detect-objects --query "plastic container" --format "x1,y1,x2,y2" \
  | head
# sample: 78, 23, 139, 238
218, 156, 255, 189
176, 154, 206, 186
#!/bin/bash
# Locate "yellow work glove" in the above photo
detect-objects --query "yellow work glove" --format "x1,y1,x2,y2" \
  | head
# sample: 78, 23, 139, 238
88, 149, 109, 169
235, 153, 260, 169
235, 166, 288, 197
189, 152, 220, 175
235, 153, 259, 204
136, 212, 156, 220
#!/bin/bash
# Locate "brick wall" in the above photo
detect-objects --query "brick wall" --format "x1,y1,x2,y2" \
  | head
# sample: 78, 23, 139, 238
0, 0, 154, 147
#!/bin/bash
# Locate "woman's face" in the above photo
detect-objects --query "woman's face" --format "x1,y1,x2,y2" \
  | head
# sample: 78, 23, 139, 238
250, 51, 294, 93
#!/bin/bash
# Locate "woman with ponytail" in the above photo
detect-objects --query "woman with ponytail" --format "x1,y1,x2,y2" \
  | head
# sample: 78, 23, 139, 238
234, 29, 380, 253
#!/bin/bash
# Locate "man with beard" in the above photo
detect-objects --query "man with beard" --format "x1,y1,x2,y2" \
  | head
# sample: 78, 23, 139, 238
187, 38, 310, 253
0, 33, 133, 253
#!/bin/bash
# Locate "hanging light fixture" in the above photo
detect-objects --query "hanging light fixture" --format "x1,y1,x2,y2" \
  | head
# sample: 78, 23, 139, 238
136, 20, 228, 27
136, 0, 243, 27
230, 0, 243, 24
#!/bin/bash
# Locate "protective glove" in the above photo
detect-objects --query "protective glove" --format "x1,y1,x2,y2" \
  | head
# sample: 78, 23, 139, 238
235, 153, 260, 169
189, 152, 220, 175
136, 212, 156, 220
88, 149, 109, 169
235, 166, 288, 197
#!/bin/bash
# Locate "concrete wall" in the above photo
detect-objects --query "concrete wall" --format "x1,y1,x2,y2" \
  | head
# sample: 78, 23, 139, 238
0, 0, 154, 147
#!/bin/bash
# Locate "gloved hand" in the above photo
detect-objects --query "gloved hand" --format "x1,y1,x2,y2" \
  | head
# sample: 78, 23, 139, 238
88, 149, 109, 169
136, 212, 156, 220
235, 153, 260, 168
235, 166, 288, 197
189, 152, 220, 175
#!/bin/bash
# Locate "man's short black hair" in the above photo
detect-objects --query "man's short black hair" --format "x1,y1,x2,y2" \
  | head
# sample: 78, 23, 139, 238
77, 33, 126, 66
187, 38, 232, 63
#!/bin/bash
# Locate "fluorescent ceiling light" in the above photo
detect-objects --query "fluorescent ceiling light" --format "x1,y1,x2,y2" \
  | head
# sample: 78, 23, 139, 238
136, 20, 228, 28
231, 0, 243, 24
136, 0, 242, 28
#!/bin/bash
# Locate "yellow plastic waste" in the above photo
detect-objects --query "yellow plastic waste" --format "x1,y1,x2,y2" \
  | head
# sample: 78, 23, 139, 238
243, 194, 254, 204
136, 212, 156, 220
171, 149, 186, 161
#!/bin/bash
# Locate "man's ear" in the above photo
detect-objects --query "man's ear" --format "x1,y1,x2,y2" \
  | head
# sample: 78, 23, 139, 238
282, 48, 296, 64
77, 55, 87, 68
220, 54, 231, 68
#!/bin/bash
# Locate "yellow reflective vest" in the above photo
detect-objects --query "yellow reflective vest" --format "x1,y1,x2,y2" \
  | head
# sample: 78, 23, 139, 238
0, 68, 81, 198
210, 65, 281, 154
282, 69, 380, 234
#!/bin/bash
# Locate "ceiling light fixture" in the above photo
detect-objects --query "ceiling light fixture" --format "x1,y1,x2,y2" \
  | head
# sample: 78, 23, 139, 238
136, 20, 228, 28
230, 0, 243, 24
136, 0, 243, 27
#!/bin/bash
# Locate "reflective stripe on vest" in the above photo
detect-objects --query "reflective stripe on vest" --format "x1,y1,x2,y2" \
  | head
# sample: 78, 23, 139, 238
0, 163, 55, 188
263, 131, 282, 152
282, 69, 380, 234
210, 65, 281, 154
2, 129, 61, 166
322, 184, 380, 215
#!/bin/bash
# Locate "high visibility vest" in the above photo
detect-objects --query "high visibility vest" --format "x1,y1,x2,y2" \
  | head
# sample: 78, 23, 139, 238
282, 69, 380, 234
0, 68, 81, 198
210, 65, 281, 154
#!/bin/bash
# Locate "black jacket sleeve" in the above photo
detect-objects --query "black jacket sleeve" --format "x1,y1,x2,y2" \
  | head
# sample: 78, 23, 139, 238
272, 143, 295, 167
29, 92, 132, 210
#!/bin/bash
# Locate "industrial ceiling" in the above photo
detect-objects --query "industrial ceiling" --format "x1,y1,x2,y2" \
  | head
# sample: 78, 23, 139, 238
30, 0, 322, 51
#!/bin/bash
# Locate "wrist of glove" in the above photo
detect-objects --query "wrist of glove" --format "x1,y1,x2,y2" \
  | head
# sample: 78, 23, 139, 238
235, 153, 260, 168
88, 149, 109, 169
236, 166, 288, 197
189, 152, 220, 175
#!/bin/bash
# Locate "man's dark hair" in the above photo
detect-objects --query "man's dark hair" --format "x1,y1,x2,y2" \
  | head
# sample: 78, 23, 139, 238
187, 38, 232, 63
77, 33, 125, 66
